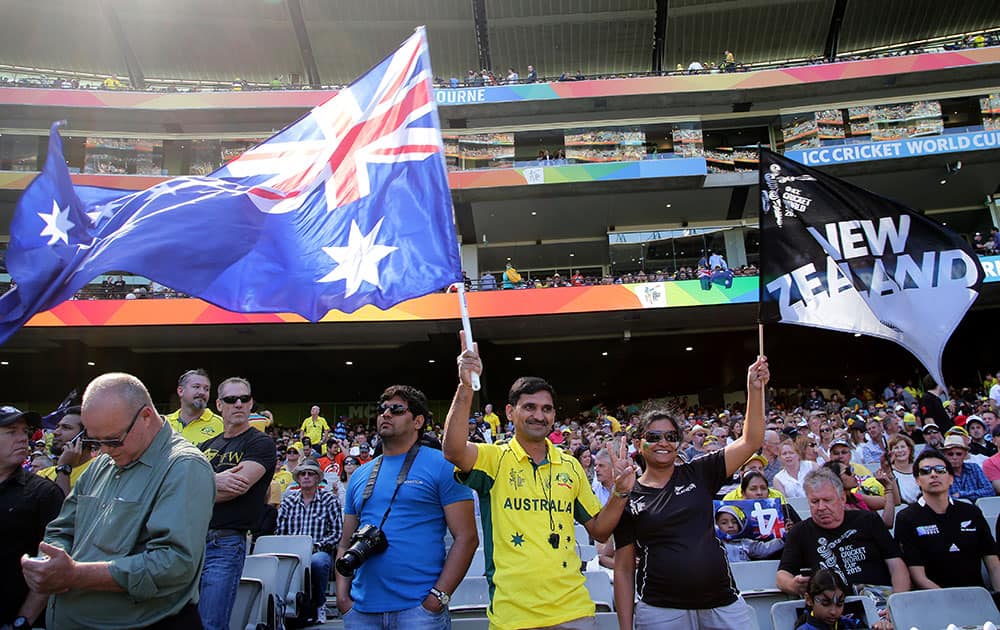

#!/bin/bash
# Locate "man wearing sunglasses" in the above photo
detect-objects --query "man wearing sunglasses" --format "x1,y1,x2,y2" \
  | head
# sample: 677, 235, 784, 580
336, 385, 476, 629
22, 373, 215, 630
894, 449, 1000, 590
197, 377, 277, 630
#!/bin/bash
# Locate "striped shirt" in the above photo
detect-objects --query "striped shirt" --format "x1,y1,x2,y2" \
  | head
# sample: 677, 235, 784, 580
276, 488, 343, 552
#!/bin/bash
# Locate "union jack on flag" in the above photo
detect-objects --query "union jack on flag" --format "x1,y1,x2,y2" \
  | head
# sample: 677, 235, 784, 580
0, 28, 461, 344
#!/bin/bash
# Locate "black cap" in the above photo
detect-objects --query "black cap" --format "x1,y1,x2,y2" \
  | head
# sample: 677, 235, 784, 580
0, 405, 41, 428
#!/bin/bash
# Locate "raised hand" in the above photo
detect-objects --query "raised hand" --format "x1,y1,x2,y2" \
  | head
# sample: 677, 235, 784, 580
457, 330, 483, 389
747, 355, 770, 392
608, 435, 636, 496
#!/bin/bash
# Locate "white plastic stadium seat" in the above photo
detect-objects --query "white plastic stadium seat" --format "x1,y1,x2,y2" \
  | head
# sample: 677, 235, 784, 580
451, 576, 491, 613
584, 570, 614, 611
887, 586, 1000, 630
468, 548, 486, 577
786, 496, 810, 519
229, 579, 265, 630
771, 596, 877, 630
729, 560, 781, 593
976, 495, 1000, 515
253, 535, 313, 618
575, 522, 591, 544
231, 554, 280, 630
577, 544, 598, 563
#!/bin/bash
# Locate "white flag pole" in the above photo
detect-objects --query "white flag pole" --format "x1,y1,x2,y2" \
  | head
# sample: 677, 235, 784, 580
456, 282, 481, 391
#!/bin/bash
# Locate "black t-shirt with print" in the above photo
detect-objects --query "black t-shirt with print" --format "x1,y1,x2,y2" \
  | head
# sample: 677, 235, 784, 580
894, 500, 994, 588
779, 510, 900, 587
201, 427, 277, 530
614, 450, 740, 609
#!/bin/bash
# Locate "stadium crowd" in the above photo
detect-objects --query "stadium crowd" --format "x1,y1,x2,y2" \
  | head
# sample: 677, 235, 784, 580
1, 30, 996, 95
6, 352, 1000, 629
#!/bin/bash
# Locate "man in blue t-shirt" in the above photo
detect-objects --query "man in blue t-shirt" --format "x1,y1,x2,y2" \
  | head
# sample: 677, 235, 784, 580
335, 385, 477, 629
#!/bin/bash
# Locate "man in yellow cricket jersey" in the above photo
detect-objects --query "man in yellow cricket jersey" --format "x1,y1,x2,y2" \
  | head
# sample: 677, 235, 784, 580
300, 405, 330, 445
443, 333, 635, 630
165, 369, 223, 445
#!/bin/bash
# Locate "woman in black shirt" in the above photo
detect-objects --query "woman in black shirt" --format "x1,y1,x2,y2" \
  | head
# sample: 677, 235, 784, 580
613, 356, 769, 629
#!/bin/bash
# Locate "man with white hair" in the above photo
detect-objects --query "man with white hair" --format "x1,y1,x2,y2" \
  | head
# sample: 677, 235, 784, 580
22, 373, 215, 629
776, 467, 909, 596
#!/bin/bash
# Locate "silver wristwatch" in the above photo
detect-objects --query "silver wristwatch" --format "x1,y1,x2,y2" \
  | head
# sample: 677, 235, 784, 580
430, 587, 451, 607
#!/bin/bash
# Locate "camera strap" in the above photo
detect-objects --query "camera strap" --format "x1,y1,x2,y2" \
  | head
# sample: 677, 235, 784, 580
359, 441, 421, 529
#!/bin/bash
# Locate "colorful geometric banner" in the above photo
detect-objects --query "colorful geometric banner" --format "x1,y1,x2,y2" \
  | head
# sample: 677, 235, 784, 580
0, 48, 995, 110
24, 277, 759, 328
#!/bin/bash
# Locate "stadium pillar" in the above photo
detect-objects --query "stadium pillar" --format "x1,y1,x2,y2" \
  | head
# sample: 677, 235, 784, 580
652, 0, 669, 74
823, 0, 849, 62
724, 229, 747, 268
472, 0, 492, 72
285, 0, 323, 89
99, 0, 146, 90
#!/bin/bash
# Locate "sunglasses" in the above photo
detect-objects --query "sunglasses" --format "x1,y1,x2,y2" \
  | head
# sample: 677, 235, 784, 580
378, 403, 409, 416
298, 470, 319, 477
815, 595, 847, 607
643, 430, 681, 443
220, 394, 252, 404
924, 429, 941, 435
808, 442, 818, 448
83, 404, 146, 448
917, 464, 948, 476
820, 428, 832, 433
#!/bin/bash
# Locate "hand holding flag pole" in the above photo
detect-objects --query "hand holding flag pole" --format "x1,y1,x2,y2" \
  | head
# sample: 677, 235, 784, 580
456, 282, 481, 391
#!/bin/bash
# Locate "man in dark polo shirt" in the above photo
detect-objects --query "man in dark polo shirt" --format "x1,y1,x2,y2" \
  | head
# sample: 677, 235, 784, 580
198, 377, 276, 630
0, 406, 63, 628
894, 449, 1000, 589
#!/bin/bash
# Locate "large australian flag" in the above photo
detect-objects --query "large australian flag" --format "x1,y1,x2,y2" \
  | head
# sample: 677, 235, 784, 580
0, 28, 460, 344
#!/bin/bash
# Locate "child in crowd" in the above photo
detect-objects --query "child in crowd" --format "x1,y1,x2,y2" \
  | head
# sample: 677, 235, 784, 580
796, 569, 860, 629
714, 504, 784, 562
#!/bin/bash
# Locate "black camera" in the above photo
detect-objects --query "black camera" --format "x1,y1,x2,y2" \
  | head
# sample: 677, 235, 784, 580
335, 524, 388, 577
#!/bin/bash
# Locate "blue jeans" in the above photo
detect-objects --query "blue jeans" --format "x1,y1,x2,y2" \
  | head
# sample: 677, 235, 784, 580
343, 603, 450, 630
311, 551, 332, 613
198, 533, 246, 630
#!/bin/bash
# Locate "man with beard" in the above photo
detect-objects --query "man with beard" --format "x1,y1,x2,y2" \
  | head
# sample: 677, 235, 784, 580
36, 406, 94, 495
166, 369, 223, 445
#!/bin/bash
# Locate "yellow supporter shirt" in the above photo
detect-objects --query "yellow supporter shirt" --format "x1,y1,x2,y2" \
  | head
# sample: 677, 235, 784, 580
722, 486, 786, 502
37, 457, 94, 490
458, 438, 601, 630
300, 416, 329, 444
273, 468, 294, 494
165, 408, 224, 445
483, 412, 500, 436
850, 463, 885, 496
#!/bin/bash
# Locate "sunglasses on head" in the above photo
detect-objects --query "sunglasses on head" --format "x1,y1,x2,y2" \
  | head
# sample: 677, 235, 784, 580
82, 404, 146, 448
815, 595, 847, 607
917, 464, 948, 476
378, 403, 409, 416
643, 430, 681, 443
220, 394, 252, 404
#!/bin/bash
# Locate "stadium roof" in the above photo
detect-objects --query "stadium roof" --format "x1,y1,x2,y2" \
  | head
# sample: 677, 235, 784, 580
2, 0, 999, 87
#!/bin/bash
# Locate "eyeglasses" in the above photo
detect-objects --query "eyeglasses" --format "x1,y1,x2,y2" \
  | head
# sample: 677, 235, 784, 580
378, 403, 409, 416
917, 464, 948, 476
83, 405, 146, 448
220, 394, 252, 404
643, 430, 681, 443
815, 595, 847, 607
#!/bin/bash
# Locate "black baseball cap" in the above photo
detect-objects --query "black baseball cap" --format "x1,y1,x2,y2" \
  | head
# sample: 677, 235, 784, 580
0, 405, 41, 428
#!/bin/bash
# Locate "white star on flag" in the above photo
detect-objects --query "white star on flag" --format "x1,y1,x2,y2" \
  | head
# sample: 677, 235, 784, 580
319, 218, 398, 297
86, 203, 116, 226
38, 199, 75, 245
